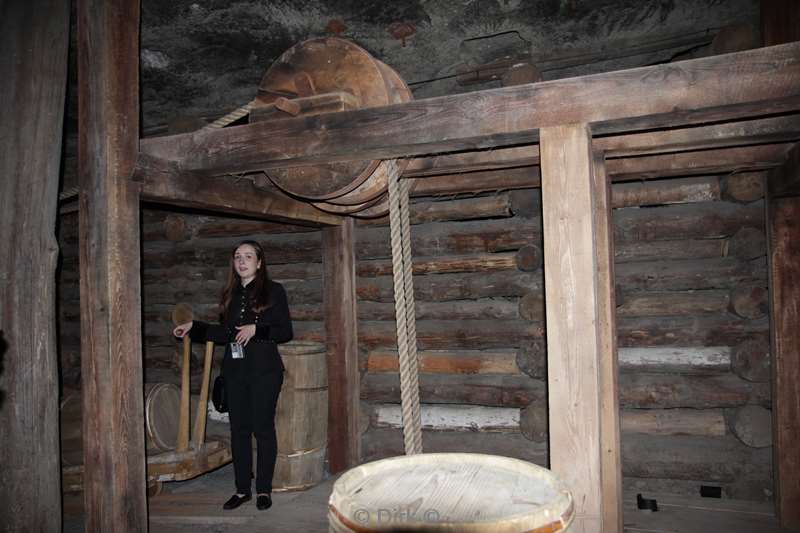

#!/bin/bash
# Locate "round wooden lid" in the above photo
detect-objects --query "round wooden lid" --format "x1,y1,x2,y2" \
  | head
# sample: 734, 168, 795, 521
280, 340, 326, 355
329, 453, 574, 532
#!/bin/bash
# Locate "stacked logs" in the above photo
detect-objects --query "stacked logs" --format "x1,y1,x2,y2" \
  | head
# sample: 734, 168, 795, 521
55, 172, 772, 499
356, 173, 772, 501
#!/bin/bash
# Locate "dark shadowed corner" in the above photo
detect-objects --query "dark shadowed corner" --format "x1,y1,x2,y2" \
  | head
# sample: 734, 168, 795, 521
0, 330, 7, 408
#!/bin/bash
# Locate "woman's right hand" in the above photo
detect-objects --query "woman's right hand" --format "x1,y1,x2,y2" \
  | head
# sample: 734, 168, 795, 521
173, 321, 193, 338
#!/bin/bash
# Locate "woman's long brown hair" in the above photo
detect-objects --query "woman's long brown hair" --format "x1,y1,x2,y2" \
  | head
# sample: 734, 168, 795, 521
219, 240, 272, 321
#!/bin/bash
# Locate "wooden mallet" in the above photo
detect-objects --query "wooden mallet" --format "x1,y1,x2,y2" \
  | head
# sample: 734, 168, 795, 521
171, 303, 193, 452
192, 338, 215, 450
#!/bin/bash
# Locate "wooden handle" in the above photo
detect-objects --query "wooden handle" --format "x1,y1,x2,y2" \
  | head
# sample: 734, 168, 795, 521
177, 335, 191, 452
192, 341, 215, 449
274, 97, 301, 116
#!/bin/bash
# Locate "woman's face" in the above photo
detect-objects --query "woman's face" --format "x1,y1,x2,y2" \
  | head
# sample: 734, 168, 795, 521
233, 244, 261, 285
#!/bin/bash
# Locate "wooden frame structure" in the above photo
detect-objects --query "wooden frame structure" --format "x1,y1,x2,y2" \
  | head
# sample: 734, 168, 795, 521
72, 1, 800, 530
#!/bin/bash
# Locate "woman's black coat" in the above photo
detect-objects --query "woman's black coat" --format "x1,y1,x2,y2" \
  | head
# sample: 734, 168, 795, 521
190, 279, 293, 374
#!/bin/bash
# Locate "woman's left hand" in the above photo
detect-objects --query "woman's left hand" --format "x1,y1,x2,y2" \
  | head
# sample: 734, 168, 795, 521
235, 324, 256, 346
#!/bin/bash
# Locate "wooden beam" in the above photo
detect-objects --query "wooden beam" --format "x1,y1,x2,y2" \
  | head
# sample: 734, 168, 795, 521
593, 153, 622, 532
410, 143, 791, 197
0, 2, 69, 531
767, 142, 800, 198
767, 167, 800, 529
322, 219, 360, 472
140, 129, 793, 212
403, 115, 800, 178
78, 0, 148, 530
598, 115, 800, 158
540, 124, 606, 532
138, 43, 800, 176
606, 143, 793, 181
139, 163, 342, 226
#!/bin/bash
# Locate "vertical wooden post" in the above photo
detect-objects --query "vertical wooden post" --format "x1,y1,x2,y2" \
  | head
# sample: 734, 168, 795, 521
593, 153, 623, 532
0, 2, 70, 531
78, 0, 148, 530
767, 145, 800, 530
323, 219, 360, 472
761, 0, 800, 48
540, 123, 609, 533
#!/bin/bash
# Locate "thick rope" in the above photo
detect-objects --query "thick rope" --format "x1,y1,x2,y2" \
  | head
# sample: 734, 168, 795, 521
58, 101, 255, 203
399, 176, 423, 453
202, 100, 256, 130
386, 159, 423, 455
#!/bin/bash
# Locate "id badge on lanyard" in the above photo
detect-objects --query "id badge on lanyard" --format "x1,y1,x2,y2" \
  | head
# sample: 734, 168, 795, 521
230, 342, 245, 359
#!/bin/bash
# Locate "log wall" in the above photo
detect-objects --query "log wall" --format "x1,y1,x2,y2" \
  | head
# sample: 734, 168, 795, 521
56, 173, 772, 501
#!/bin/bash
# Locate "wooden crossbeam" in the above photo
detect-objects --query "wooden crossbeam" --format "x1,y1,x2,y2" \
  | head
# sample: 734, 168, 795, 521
138, 132, 796, 210
137, 43, 800, 177
409, 143, 792, 197
139, 162, 342, 226
607, 142, 793, 181
404, 115, 800, 178
599, 115, 800, 157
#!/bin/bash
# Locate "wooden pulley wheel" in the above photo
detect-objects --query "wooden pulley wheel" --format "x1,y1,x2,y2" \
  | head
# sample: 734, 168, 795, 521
256, 37, 412, 205
349, 177, 419, 220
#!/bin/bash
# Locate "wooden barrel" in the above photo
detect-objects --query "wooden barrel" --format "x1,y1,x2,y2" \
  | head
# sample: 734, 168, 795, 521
328, 453, 574, 532
145, 382, 181, 452
272, 340, 328, 491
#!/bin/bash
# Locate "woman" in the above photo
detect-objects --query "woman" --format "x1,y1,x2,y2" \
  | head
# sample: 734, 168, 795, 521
173, 240, 292, 511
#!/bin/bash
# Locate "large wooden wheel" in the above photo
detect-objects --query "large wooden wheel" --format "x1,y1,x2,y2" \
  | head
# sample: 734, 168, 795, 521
256, 37, 412, 214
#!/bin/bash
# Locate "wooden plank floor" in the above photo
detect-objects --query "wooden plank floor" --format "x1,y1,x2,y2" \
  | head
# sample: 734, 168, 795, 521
64, 464, 792, 532
623, 491, 789, 533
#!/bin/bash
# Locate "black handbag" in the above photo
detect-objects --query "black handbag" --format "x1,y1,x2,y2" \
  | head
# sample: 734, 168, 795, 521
212, 375, 228, 413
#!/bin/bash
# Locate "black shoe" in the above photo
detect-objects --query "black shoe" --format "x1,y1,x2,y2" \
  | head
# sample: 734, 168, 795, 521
223, 493, 251, 510
256, 494, 272, 511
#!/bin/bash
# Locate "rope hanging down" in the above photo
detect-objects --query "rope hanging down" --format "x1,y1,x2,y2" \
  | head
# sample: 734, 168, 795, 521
386, 160, 423, 455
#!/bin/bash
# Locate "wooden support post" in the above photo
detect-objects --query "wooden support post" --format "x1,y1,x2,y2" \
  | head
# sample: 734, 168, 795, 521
762, 0, 800, 47
0, 2, 69, 531
540, 123, 608, 532
767, 153, 800, 529
323, 218, 360, 472
593, 152, 622, 532
78, 0, 148, 530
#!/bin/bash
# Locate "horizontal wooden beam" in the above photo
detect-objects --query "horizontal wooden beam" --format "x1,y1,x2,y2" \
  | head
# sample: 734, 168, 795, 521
138, 162, 342, 226
607, 142, 793, 181
405, 115, 800, 177
599, 115, 800, 157
411, 144, 792, 196
143, 140, 787, 212
138, 43, 800, 177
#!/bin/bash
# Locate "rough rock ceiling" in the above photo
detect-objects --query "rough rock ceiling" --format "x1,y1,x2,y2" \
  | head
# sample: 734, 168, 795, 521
131, 0, 757, 132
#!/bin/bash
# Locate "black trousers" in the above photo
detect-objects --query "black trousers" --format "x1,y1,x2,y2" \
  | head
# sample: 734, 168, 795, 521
225, 369, 284, 494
